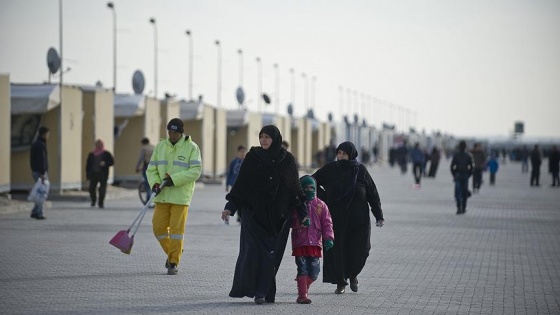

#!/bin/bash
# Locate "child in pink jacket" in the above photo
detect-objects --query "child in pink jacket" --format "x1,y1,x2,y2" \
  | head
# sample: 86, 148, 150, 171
291, 175, 334, 304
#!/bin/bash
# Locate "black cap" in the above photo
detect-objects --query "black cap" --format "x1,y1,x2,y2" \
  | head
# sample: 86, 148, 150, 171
167, 118, 184, 134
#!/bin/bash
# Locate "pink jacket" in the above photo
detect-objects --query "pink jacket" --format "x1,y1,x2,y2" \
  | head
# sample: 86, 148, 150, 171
291, 197, 334, 249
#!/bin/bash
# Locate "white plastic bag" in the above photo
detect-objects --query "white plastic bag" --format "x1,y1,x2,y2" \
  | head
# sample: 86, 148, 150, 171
27, 178, 50, 205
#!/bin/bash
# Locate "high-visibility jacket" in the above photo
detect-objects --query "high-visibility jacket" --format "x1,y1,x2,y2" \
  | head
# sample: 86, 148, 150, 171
146, 135, 202, 205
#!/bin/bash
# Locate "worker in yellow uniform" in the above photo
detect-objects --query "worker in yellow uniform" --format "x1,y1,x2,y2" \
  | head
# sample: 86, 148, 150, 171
146, 118, 202, 275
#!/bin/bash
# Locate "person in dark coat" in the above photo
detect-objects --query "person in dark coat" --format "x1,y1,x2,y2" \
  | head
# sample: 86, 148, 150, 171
548, 145, 559, 187
427, 146, 441, 178
530, 145, 542, 187
450, 141, 474, 214
86, 139, 114, 208
29, 126, 50, 219
312, 141, 385, 294
221, 125, 308, 304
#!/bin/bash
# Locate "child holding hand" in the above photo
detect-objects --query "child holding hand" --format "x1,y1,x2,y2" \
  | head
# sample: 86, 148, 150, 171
291, 175, 334, 304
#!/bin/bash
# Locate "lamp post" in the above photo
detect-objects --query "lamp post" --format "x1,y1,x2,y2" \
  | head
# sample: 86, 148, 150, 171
311, 75, 316, 113
273, 63, 279, 114
256, 57, 262, 112
107, 2, 116, 92
289, 68, 295, 115
215, 40, 221, 108
301, 72, 308, 112
149, 18, 158, 98
185, 30, 193, 100
238, 49, 243, 88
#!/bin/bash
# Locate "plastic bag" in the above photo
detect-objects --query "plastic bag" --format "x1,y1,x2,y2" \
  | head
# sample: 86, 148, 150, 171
27, 178, 50, 205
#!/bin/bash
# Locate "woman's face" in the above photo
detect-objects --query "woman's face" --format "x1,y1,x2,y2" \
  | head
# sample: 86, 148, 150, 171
259, 133, 273, 150
337, 150, 349, 160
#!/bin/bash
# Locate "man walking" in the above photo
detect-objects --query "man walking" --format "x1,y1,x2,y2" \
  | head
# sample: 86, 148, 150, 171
29, 126, 49, 220
146, 118, 202, 275
450, 141, 474, 214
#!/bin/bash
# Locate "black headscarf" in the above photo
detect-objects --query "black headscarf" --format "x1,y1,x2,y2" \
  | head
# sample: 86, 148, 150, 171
335, 141, 360, 203
256, 125, 285, 164
336, 141, 358, 160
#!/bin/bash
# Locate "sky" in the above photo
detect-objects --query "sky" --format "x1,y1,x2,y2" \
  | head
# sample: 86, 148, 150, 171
1, 0, 559, 139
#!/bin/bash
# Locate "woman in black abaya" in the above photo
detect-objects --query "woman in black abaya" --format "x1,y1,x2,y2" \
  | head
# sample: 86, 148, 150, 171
312, 141, 385, 294
221, 125, 306, 304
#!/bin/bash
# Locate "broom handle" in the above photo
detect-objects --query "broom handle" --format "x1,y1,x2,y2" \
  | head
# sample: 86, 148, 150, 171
129, 179, 168, 235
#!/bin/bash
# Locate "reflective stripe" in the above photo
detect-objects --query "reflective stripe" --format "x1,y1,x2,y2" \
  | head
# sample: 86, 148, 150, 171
190, 160, 201, 165
156, 234, 168, 240
170, 234, 184, 240
173, 161, 190, 168
149, 160, 168, 166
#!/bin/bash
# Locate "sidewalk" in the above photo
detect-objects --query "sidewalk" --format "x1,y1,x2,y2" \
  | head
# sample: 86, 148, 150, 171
0, 161, 559, 315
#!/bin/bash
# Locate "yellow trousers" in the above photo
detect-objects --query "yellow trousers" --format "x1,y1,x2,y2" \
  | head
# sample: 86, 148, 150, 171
152, 203, 189, 265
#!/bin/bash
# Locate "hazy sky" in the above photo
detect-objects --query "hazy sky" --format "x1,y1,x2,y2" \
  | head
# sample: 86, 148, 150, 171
1, 0, 559, 138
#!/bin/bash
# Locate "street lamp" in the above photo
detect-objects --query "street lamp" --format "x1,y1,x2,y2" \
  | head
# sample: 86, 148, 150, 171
289, 68, 295, 113
107, 2, 116, 92
238, 49, 243, 88
149, 17, 158, 98
215, 40, 221, 108
301, 72, 308, 110
185, 30, 193, 100
256, 57, 262, 112
273, 63, 279, 114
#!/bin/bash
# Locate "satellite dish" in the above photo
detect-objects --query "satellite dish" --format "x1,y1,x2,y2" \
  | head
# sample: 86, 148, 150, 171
306, 109, 314, 119
287, 104, 293, 116
262, 93, 270, 105
132, 70, 145, 94
46, 47, 61, 74
328, 112, 333, 122
236, 87, 245, 105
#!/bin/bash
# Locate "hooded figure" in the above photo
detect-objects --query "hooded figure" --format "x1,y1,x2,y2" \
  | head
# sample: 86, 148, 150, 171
312, 141, 384, 294
222, 125, 307, 304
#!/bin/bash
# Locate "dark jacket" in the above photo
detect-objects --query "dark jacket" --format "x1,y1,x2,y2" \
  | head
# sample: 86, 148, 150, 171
450, 150, 474, 177
226, 146, 304, 236
86, 151, 114, 181
530, 149, 542, 168
30, 137, 48, 174
549, 150, 560, 173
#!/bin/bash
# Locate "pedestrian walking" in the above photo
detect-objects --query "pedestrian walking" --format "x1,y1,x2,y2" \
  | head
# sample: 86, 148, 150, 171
548, 145, 559, 187
427, 146, 441, 178
450, 141, 474, 214
410, 142, 425, 188
487, 154, 499, 185
312, 141, 385, 294
530, 145, 542, 187
146, 118, 202, 275
221, 125, 308, 304
29, 126, 49, 220
471, 143, 487, 193
135, 137, 154, 205
290, 175, 334, 304
225, 145, 246, 192
86, 139, 114, 208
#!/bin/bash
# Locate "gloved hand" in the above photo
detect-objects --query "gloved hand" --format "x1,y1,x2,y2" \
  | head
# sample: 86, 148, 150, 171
164, 173, 174, 186
301, 217, 310, 227
152, 183, 161, 196
324, 240, 334, 251
375, 219, 384, 227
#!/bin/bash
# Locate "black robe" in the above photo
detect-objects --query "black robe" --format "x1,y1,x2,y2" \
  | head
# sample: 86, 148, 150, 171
225, 146, 303, 301
313, 161, 383, 285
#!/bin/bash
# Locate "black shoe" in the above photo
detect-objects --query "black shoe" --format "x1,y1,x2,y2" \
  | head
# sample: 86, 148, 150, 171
350, 278, 359, 292
98, 204, 104, 208
165, 259, 170, 269
167, 263, 178, 275
30, 213, 37, 218
91, 202, 95, 207
335, 284, 346, 294
254, 297, 265, 304
36, 216, 46, 220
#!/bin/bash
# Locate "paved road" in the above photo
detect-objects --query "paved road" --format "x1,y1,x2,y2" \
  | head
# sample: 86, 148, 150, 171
1, 161, 559, 315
